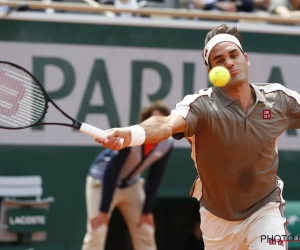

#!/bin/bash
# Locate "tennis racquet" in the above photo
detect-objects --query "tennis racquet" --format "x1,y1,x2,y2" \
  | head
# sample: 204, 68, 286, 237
0, 61, 112, 140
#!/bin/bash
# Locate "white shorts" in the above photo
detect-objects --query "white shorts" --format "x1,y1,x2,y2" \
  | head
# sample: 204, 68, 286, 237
200, 202, 288, 250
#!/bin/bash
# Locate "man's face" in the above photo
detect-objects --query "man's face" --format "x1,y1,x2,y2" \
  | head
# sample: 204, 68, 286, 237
208, 41, 250, 87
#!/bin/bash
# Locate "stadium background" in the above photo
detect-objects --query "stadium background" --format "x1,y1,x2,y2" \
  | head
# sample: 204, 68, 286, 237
0, 13, 300, 250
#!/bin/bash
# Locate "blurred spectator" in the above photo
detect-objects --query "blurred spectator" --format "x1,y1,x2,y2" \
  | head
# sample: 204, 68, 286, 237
253, 0, 271, 11
187, 0, 300, 19
114, 0, 139, 18
97, 0, 148, 18
189, 0, 256, 12
290, 0, 300, 9
82, 101, 173, 250
97, 0, 141, 18
266, 0, 300, 17
0, 5, 9, 13
42, 0, 64, 13
98, 0, 115, 4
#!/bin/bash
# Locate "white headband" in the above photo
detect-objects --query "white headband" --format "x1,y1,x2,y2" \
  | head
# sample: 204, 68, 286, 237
203, 34, 243, 65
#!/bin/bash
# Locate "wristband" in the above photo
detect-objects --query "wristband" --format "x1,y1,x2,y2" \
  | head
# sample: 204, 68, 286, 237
128, 125, 146, 146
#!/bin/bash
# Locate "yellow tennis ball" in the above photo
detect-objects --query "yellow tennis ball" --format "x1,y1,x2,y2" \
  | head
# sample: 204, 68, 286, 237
209, 66, 230, 87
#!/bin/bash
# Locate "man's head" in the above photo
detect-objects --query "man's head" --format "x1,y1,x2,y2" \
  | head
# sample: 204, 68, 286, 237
203, 24, 250, 87
139, 101, 170, 123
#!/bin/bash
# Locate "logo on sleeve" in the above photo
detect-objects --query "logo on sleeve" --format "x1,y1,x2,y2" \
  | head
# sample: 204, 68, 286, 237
263, 109, 271, 119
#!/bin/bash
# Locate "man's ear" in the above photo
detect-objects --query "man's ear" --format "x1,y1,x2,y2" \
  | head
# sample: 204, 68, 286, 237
207, 68, 210, 73
244, 53, 250, 66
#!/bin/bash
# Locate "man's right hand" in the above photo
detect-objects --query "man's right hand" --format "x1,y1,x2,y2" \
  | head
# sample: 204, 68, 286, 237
95, 127, 131, 150
91, 212, 109, 231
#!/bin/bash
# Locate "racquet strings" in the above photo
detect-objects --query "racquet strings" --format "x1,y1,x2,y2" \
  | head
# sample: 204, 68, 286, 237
0, 62, 46, 128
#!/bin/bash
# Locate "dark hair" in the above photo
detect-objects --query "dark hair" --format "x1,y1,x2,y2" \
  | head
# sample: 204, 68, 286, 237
203, 24, 243, 68
139, 100, 170, 123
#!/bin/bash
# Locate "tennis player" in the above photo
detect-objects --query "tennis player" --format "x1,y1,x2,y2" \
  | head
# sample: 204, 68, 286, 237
95, 24, 300, 249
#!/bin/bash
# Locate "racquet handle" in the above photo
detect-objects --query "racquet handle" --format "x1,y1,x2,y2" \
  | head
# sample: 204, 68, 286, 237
79, 123, 124, 145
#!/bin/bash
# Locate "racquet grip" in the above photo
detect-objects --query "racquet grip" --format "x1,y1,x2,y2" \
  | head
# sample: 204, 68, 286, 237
79, 123, 124, 145
80, 123, 108, 139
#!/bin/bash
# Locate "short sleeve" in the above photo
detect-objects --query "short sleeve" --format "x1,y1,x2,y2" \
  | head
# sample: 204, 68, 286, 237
284, 89, 300, 129
171, 89, 212, 138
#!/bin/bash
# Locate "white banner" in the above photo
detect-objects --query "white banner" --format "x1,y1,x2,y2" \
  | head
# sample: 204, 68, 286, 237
1, 42, 300, 150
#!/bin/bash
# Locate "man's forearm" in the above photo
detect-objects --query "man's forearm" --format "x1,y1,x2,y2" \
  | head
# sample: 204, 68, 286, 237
140, 116, 173, 144
97, 114, 185, 149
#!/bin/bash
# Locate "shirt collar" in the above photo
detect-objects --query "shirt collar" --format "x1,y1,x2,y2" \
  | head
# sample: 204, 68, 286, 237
213, 83, 266, 106
251, 83, 267, 102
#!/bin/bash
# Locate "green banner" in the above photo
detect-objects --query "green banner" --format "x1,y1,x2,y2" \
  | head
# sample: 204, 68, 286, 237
7, 208, 48, 232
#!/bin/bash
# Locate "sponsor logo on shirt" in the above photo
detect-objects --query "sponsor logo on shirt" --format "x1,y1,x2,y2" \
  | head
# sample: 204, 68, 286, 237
263, 109, 271, 119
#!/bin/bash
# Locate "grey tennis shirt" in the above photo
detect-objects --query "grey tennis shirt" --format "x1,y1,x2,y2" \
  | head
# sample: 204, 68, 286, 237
171, 83, 300, 221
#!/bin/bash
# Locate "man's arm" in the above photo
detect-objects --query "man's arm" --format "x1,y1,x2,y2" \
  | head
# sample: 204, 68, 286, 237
141, 114, 186, 144
96, 114, 186, 150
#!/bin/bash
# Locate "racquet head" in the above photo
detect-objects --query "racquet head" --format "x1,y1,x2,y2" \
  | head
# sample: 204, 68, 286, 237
0, 61, 113, 142
0, 61, 49, 129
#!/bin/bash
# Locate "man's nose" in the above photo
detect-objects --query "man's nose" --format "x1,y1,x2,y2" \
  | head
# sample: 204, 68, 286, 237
224, 58, 234, 69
